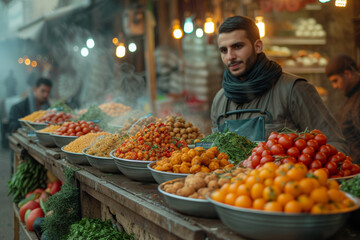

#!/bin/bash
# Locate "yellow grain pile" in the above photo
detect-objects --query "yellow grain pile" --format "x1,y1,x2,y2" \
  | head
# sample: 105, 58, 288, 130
85, 134, 128, 157
63, 132, 111, 153
21, 110, 47, 122
39, 125, 61, 133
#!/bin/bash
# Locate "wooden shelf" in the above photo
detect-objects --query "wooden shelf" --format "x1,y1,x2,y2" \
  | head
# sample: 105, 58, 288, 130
262, 37, 326, 45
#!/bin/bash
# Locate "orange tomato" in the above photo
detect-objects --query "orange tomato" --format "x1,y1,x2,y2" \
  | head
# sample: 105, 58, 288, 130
236, 184, 250, 197
311, 203, 327, 214
251, 183, 265, 200
328, 189, 345, 203
284, 181, 302, 197
273, 175, 290, 190
299, 178, 315, 195
224, 193, 237, 205
263, 186, 281, 201
259, 168, 276, 181
211, 190, 225, 203
277, 193, 294, 207
246, 175, 259, 188
264, 178, 274, 187
313, 169, 328, 186
287, 168, 306, 181
264, 201, 282, 212
310, 187, 329, 204
234, 195, 252, 208
284, 200, 302, 213
252, 198, 266, 210
297, 194, 314, 212
327, 180, 339, 190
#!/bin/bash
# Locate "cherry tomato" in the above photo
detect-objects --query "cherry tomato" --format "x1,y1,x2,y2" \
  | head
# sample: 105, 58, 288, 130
256, 146, 266, 155
321, 167, 330, 177
341, 159, 352, 170
281, 157, 297, 164
318, 145, 331, 157
351, 164, 360, 174
278, 135, 293, 149
251, 155, 261, 168
76, 131, 84, 137
294, 139, 307, 151
307, 139, 319, 151
298, 153, 312, 167
260, 155, 274, 164
69, 124, 75, 129
343, 169, 352, 177
268, 132, 278, 140
314, 134, 327, 146
67, 129, 75, 134
270, 144, 285, 155
329, 154, 341, 164
287, 133, 298, 141
94, 126, 100, 131
325, 162, 337, 175
302, 146, 315, 157
311, 129, 323, 135
345, 156, 353, 162
326, 144, 338, 156
82, 127, 90, 134
286, 147, 300, 158
266, 139, 277, 149
337, 152, 346, 162
75, 126, 81, 132
300, 133, 314, 141
262, 150, 272, 157
314, 152, 327, 166
310, 160, 322, 169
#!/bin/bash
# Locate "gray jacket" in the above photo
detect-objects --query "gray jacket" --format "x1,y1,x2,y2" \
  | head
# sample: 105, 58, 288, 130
211, 72, 349, 154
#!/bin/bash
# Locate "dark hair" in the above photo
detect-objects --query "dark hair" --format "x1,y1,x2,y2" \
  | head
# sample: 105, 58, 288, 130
218, 16, 260, 44
326, 54, 359, 77
35, 78, 52, 88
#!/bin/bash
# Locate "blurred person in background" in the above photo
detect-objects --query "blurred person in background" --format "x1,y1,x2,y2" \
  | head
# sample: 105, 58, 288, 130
8, 78, 52, 133
3, 69, 17, 98
326, 54, 360, 162
211, 16, 348, 155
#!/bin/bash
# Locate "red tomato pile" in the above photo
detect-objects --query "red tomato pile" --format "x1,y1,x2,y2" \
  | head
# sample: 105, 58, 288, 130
114, 122, 187, 161
35, 111, 73, 124
52, 120, 101, 137
242, 129, 360, 178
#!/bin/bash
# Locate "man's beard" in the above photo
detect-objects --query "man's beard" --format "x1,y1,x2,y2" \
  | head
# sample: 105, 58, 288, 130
227, 52, 257, 79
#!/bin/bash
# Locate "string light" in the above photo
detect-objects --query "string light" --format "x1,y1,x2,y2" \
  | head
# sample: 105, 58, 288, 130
172, 19, 183, 39
31, 61, 37, 67
335, 0, 346, 7
24, 58, 31, 65
112, 37, 119, 45
86, 38, 95, 49
116, 43, 126, 58
255, 16, 265, 38
204, 17, 215, 34
196, 28, 204, 38
128, 43, 137, 52
184, 17, 194, 34
18, 58, 23, 64
81, 47, 89, 57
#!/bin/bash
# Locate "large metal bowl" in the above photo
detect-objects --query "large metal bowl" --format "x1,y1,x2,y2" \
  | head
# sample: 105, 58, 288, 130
35, 130, 56, 147
207, 193, 360, 240
158, 179, 217, 218
28, 121, 47, 130
110, 150, 154, 182
147, 162, 189, 184
50, 133, 78, 148
84, 150, 119, 173
18, 119, 29, 129
61, 147, 89, 165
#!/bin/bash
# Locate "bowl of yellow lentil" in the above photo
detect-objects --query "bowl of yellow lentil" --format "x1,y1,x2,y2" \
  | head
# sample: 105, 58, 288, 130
61, 146, 89, 165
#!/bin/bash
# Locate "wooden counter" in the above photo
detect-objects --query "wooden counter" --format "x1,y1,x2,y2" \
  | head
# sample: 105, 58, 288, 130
9, 130, 360, 240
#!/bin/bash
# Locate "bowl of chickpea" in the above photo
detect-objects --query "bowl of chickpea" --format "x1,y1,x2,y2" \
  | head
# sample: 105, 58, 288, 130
110, 150, 155, 182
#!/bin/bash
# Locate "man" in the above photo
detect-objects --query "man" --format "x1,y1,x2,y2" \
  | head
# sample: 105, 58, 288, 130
211, 16, 348, 154
326, 54, 360, 162
9, 78, 52, 133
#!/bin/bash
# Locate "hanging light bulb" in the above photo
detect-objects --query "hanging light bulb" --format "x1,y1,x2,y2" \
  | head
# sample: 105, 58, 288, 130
204, 17, 215, 34
116, 43, 126, 58
255, 16, 265, 38
335, 0, 346, 7
18, 58, 23, 64
319, 0, 330, 3
128, 42, 137, 52
81, 47, 89, 57
112, 37, 119, 45
196, 28, 204, 38
172, 19, 183, 39
24, 58, 31, 65
184, 17, 194, 34
31, 61, 37, 67
86, 38, 95, 49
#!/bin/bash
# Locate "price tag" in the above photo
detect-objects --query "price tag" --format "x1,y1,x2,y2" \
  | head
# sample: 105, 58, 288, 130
195, 142, 213, 150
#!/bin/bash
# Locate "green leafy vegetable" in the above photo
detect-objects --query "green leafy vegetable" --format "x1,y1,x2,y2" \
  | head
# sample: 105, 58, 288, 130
340, 175, 360, 198
78, 105, 112, 130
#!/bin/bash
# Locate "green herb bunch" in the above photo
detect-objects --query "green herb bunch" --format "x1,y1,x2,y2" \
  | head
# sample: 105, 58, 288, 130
63, 218, 134, 240
341, 175, 360, 198
78, 105, 112, 130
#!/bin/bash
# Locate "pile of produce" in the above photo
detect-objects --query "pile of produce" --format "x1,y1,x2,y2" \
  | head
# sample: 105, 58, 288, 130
21, 110, 47, 122
7, 154, 47, 203
116, 114, 160, 136
201, 132, 256, 165
98, 102, 131, 117
164, 116, 204, 145
50, 99, 74, 113
34, 110, 73, 124
78, 105, 112, 130
63, 132, 111, 153
163, 168, 250, 199
52, 120, 102, 137
151, 147, 234, 174
341, 175, 360, 198
39, 124, 61, 133
85, 134, 128, 157
242, 129, 360, 178
114, 122, 187, 161
211, 162, 355, 213
64, 218, 134, 240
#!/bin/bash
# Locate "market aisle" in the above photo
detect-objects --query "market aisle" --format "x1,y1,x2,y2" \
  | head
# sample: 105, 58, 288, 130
0, 145, 26, 240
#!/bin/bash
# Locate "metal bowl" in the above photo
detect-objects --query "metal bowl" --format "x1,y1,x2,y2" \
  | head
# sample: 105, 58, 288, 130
50, 133, 78, 148
28, 121, 47, 130
61, 147, 89, 165
84, 150, 119, 173
158, 179, 217, 218
35, 130, 56, 147
110, 150, 154, 182
207, 193, 360, 240
147, 162, 189, 184
18, 119, 29, 129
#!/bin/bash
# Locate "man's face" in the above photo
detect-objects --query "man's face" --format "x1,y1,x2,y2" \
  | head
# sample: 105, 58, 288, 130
218, 30, 262, 78
33, 84, 51, 103
328, 73, 350, 95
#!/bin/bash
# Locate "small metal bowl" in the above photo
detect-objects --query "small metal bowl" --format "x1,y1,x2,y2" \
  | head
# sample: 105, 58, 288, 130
61, 147, 89, 165
84, 150, 119, 173
28, 121, 47, 130
207, 193, 360, 240
35, 130, 56, 147
110, 150, 154, 182
50, 133, 78, 148
147, 162, 189, 184
158, 179, 217, 218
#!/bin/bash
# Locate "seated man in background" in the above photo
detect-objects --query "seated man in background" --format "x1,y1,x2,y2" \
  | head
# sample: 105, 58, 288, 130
326, 54, 360, 162
8, 78, 52, 133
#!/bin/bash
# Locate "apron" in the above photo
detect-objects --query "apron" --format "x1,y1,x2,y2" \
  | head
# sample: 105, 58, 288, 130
215, 98, 273, 142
